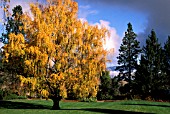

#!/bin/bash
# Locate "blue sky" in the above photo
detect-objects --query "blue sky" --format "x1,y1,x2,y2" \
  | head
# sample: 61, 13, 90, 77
76, 0, 147, 66
77, 1, 147, 35
1, 0, 170, 66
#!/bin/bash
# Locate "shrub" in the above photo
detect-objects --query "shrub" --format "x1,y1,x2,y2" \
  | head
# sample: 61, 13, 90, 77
79, 97, 97, 102
0, 89, 27, 100
3, 93, 18, 100
97, 93, 113, 100
17, 96, 27, 99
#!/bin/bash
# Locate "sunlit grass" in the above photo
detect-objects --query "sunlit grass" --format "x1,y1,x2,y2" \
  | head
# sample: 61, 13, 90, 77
0, 99, 170, 114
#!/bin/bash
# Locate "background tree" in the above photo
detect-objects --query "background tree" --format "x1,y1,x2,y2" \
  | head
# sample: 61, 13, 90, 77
97, 71, 113, 100
135, 30, 165, 99
162, 36, 170, 91
1, 5, 24, 94
0, 0, 10, 39
134, 55, 150, 99
1, 4, 24, 44
3, 0, 109, 109
116, 23, 140, 94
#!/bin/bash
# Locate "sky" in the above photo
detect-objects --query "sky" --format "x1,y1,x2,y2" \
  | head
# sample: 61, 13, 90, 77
1, 0, 170, 66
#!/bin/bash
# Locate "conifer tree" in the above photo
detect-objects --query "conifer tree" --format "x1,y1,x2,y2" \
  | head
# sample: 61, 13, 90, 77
1, 5, 24, 44
97, 71, 112, 100
163, 36, 170, 89
134, 55, 150, 98
116, 23, 140, 90
135, 30, 164, 99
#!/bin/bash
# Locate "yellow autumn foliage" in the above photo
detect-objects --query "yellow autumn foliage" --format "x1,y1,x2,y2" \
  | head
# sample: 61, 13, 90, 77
2, 0, 112, 100
41, 89, 49, 97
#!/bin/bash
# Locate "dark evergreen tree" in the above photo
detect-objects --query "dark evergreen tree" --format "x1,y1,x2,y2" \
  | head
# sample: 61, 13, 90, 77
116, 23, 141, 91
1, 5, 24, 44
134, 55, 151, 99
135, 30, 165, 99
97, 71, 113, 100
163, 36, 170, 90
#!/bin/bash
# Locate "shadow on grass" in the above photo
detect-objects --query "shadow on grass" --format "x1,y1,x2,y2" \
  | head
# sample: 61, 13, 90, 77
123, 103, 170, 108
0, 100, 51, 109
0, 100, 155, 114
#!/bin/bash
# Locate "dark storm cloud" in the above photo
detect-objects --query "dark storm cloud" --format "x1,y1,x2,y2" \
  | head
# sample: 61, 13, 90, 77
77, 0, 170, 46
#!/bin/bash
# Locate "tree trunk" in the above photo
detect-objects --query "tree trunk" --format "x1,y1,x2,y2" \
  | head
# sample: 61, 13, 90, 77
52, 98, 60, 110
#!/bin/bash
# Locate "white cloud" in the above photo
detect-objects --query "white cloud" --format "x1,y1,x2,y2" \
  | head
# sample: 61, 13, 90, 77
78, 17, 122, 66
109, 71, 119, 78
79, 18, 88, 23
94, 20, 122, 66
79, 18, 122, 66
78, 5, 98, 19
0, 42, 3, 48
79, 5, 90, 9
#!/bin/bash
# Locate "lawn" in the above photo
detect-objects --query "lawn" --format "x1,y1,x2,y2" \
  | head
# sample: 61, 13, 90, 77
0, 99, 170, 114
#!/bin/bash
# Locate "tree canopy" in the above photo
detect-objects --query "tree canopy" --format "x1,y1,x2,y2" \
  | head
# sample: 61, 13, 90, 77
135, 30, 165, 99
116, 23, 140, 88
2, 0, 109, 109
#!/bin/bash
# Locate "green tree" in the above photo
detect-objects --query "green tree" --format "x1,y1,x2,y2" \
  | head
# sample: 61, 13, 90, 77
134, 55, 150, 99
1, 5, 24, 44
163, 36, 170, 90
97, 71, 113, 100
135, 30, 165, 99
116, 23, 141, 92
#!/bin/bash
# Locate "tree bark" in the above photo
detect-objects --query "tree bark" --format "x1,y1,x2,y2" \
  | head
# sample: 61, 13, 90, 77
52, 98, 60, 110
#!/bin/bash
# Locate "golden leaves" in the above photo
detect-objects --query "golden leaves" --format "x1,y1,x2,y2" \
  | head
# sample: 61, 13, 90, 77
50, 73, 64, 82
24, 60, 31, 66
2, 0, 111, 99
30, 3, 42, 19
9, 33, 25, 46
59, 84, 67, 98
41, 89, 49, 97
3, 33, 25, 58
18, 75, 37, 91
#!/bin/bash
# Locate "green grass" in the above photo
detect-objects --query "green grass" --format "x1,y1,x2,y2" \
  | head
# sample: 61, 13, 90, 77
0, 99, 170, 114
